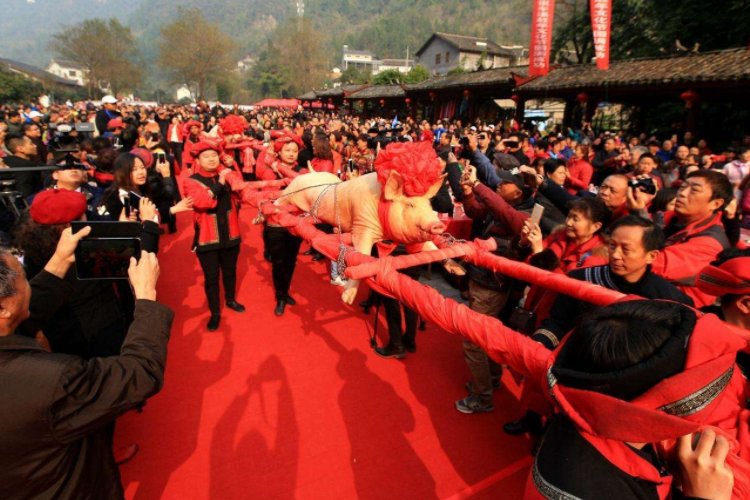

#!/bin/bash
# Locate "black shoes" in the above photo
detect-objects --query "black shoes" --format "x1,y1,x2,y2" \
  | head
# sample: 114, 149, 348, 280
207, 314, 221, 331
403, 336, 417, 353
274, 300, 286, 316
503, 412, 544, 436
374, 344, 406, 359
284, 295, 296, 306
226, 300, 246, 313
311, 253, 325, 262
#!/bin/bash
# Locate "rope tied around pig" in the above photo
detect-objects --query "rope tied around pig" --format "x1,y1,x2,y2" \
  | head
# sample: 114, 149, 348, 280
247, 180, 350, 274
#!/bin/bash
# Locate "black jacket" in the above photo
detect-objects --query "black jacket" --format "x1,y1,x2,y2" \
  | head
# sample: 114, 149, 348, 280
0, 270, 174, 500
533, 265, 694, 349
95, 108, 121, 137
3, 155, 44, 198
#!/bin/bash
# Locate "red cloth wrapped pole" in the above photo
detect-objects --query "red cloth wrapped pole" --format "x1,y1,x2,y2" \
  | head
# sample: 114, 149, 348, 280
344, 239, 497, 280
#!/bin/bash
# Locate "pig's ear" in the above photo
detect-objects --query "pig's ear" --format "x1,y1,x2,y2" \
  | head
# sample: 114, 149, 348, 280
383, 170, 405, 201
423, 174, 447, 199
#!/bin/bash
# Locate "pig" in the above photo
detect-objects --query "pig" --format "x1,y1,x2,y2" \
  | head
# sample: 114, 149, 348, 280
278, 170, 447, 304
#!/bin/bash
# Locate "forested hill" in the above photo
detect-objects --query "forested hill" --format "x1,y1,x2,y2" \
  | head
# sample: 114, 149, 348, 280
1, 0, 531, 67
0, 0, 140, 66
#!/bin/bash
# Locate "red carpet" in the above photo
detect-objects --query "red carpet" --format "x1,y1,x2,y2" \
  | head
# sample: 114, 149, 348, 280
116, 211, 533, 499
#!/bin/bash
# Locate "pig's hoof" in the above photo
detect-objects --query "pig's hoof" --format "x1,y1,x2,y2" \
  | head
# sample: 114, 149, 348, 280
341, 288, 357, 304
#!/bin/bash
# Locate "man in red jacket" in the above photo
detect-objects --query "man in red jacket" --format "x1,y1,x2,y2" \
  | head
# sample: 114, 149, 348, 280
649, 170, 733, 307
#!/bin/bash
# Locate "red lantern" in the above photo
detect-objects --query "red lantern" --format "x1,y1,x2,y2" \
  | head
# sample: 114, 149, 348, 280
680, 90, 699, 109
405, 98, 411, 105
358, 100, 364, 106
379, 99, 386, 106
429, 92, 436, 100
510, 94, 519, 102
343, 99, 348, 105
328, 98, 333, 104
576, 92, 590, 103
463, 90, 471, 99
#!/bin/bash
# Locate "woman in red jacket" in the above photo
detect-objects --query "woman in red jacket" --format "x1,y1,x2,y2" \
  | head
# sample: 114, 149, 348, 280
167, 116, 184, 174
518, 196, 610, 326
183, 139, 248, 331
565, 144, 594, 195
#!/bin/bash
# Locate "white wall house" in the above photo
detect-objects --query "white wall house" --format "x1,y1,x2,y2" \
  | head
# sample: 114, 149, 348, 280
47, 59, 86, 86
415, 33, 528, 76
341, 46, 381, 72
375, 59, 415, 75
175, 85, 193, 102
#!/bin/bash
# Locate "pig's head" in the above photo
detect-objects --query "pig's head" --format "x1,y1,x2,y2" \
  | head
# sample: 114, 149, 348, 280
381, 170, 447, 244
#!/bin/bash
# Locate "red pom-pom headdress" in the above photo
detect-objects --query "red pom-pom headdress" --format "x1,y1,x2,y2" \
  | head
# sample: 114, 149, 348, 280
219, 115, 248, 136
375, 141, 443, 197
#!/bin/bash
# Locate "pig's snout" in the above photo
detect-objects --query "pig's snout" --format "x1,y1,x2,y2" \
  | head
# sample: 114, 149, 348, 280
428, 221, 446, 235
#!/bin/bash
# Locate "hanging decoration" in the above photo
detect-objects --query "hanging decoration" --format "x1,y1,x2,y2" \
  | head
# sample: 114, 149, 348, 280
590, 0, 612, 70
529, 0, 556, 76
680, 90, 699, 109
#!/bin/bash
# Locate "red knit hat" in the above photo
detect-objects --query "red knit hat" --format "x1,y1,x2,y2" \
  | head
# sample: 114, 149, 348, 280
30, 189, 87, 225
191, 138, 224, 158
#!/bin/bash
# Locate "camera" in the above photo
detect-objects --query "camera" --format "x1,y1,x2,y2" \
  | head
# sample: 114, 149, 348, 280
628, 177, 657, 195
459, 136, 470, 147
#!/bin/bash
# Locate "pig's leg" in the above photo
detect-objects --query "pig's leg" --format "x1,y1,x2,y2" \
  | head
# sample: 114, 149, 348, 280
341, 231, 375, 305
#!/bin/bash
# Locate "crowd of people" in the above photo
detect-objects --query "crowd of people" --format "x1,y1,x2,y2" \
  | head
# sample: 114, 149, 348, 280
1, 96, 750, 499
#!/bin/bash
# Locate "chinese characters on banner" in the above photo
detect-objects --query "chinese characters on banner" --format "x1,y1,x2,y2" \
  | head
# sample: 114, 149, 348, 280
529, 0, 556, 76
590, 0, 612, 70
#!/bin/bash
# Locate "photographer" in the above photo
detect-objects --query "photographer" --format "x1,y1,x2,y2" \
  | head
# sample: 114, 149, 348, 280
455, 165, 535, 414
464, 133, 502, 189
0, 228, 173, 500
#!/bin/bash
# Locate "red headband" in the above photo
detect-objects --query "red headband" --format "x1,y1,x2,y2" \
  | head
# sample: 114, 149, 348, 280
273, 131, 303, 153
191, 139, 224, 158
697, 257, 750, 297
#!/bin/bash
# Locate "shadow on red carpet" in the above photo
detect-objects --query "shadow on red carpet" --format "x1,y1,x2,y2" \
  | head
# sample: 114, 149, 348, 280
116, 212, 532, 499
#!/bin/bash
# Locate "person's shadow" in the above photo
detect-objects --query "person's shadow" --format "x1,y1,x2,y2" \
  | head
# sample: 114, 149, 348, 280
314, 323, 438, 499
209, 355, 299, 499
124, 329, 234, 500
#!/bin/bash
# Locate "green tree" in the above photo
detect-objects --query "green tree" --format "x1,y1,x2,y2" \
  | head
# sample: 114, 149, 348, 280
374, 69, 403, 85
447, 66, 468, 75
158, 8, 236, 100
0, 68, 43, 102
403, 64, 430, 84
49, 18, 141, 98
552, 0, 750, 64
247, 18, 329, 100
339, 67, 372, 85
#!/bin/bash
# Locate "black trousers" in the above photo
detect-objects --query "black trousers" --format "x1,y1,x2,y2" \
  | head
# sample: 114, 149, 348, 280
196, 244, 240, 315
170, 142, 183, 169
380, 295, 418, 347
263, 226, 302, 301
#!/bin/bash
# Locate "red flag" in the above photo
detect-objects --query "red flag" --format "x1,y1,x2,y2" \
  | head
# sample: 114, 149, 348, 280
590, 0, 612, 70
529, 0, 556, 76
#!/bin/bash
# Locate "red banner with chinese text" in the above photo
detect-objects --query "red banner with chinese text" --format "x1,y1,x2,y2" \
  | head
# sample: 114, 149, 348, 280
590, 0, 612, 70
529, 0, 556, 76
